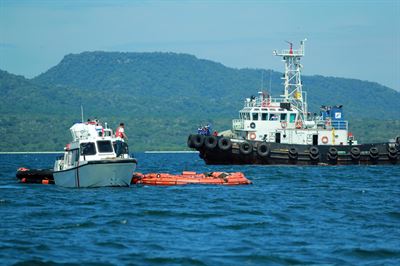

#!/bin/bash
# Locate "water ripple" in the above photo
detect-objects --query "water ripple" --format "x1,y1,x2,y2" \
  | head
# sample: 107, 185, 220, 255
1, 153, 400, 265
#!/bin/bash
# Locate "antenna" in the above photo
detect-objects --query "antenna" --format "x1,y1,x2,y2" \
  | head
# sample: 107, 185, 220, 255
269, 69, 272, 95
285, 41, 293, 54
261, 70, 264, 90
81, 105, 84, 123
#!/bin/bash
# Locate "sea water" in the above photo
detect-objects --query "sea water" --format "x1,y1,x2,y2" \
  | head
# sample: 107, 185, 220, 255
0, 153, 399, 265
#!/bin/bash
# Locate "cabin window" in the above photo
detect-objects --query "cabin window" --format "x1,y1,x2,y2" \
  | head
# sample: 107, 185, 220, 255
290, 113, 296, 123
243, 112, 250, 120
67, 149, 79, 167
280, 113, 287, 121
80, 142, 96, 155
269, 113, 278, 121
72, 149, 79, 163
66, 151, 72, 166
97, 140, 113, 153
261, 113, 268, 121
252, 113, 259, 121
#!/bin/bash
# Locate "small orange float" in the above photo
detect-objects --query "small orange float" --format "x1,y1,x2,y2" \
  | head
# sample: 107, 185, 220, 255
132, 171, 251, 186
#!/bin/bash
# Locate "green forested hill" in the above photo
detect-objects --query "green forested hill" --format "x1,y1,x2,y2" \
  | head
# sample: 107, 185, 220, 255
1, 51, 399, 151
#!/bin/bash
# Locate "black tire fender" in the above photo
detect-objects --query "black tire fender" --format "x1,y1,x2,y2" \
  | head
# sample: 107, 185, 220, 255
193, 134, 205, 148
218, 137, 232, 151
328, 147, 338, 157
350, 147, 361, 160
369, 147, 379, 159
187, 134, 195, 148
257, 142, 270, 158
239, 141, 253, 155
288, 147, 298, 160
388, 146, 398, 160
309, 146, 320, 160
204, 136, 218, 150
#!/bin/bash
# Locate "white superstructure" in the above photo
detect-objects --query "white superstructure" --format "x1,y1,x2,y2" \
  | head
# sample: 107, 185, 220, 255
53, 120, 136, 188
231, 40, 357, 146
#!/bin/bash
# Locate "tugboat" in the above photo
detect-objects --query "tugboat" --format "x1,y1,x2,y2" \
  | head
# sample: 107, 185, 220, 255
53, 120, 137, 187
188, 40, 399, 165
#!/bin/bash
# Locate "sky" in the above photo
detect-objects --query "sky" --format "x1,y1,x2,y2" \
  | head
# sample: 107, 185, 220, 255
0, 0, 399, 90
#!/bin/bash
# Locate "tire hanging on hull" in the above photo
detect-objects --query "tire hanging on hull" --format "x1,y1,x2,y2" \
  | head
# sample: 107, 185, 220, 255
288, 147, 298, 161
193, 135, 205, 148
309, 146, 320, 161
350, 147, 361, 160
204, 136, 218, 150
239, 141, 253, 155
257, 142, 270, 158
218, 137, 232, 151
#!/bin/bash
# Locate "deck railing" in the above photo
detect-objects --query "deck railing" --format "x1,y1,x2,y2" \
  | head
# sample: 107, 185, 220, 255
243, 97, 286, 108
331, 120, 348, 130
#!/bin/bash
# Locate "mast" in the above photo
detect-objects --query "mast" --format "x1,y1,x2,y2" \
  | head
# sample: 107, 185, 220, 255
273, 39, 307, 120
81, 105, 84, 123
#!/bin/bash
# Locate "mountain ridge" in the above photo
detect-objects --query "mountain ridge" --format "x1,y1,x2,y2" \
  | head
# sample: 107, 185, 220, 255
1, 51, 399, 151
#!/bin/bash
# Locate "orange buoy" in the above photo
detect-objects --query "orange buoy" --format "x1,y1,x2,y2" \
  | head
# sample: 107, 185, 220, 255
132, 171, 251, 186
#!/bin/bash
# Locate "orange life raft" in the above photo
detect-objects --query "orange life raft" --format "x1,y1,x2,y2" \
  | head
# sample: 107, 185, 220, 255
132, 171, 251, 186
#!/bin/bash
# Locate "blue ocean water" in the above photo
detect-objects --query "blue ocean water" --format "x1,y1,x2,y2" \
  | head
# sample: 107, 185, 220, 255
0, 153, 399, 265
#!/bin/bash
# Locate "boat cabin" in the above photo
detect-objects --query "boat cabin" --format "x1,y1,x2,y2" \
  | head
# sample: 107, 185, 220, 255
232, 92, 354, 146
54, 121, 129, 171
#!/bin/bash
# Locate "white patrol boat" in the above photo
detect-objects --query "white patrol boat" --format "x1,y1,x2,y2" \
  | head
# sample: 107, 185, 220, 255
53, 120, 137, 187
188, 40, 399, 165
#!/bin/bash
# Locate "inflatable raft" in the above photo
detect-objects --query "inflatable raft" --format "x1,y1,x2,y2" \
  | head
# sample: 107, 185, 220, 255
16, 168, 251, 186
132, 171, 251, 186
16, 167, 54, 184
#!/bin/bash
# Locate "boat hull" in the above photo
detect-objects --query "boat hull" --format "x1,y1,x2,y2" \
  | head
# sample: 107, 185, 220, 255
53, 159, 137, 188
189, 135, 400, 165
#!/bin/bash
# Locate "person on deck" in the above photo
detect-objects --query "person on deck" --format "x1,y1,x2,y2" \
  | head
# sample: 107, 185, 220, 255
115, 123, 128, 157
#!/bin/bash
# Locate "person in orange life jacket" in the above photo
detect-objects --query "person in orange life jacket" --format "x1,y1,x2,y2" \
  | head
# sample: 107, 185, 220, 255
115, 122, 127, 157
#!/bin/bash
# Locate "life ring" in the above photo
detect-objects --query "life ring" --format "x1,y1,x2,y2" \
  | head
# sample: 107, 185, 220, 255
249, 132, 257, 140
250, 122, 256, 129
321, 136, 329, 144
295, 120, 302, 129
281, 121, 287, 129
218, 137, 232, 151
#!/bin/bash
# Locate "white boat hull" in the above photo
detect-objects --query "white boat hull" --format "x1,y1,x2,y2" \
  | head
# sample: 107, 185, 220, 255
53, 159, 136, 188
